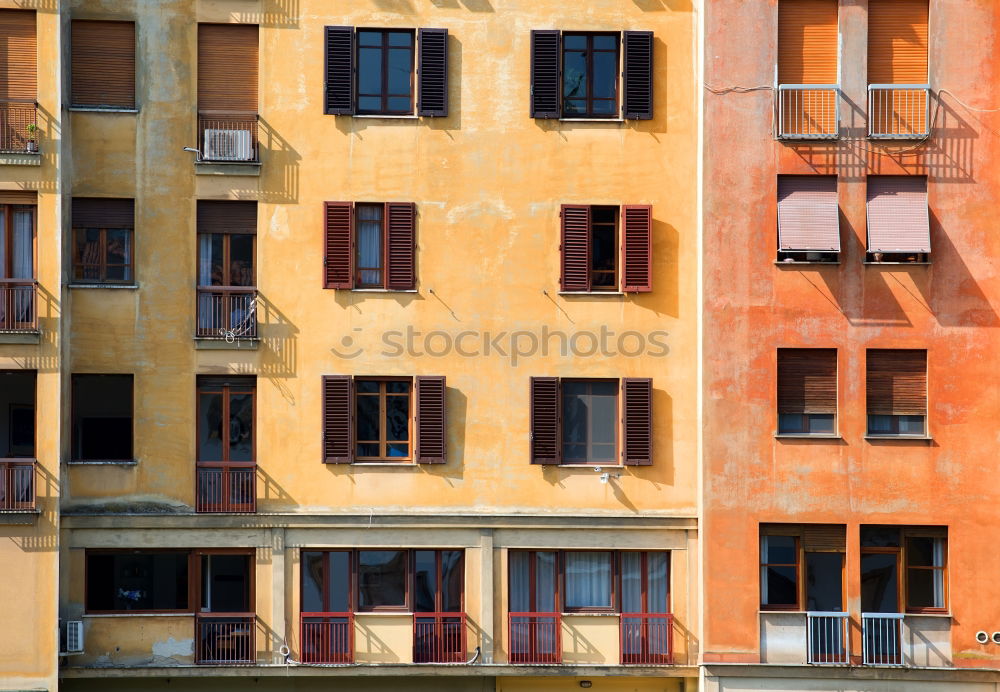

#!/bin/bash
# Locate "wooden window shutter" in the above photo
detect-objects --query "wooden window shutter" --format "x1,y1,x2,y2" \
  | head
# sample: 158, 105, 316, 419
802, 524, 846, 552
72, 198, 134, 229
386, 202, 416, 290
778, 176, 840, 252
325, 26, 355, 115
621, 205, 652, 292
417, 28, 448, 117
623, 31, 654, 120
530, 377, 560, 465
866, 176, 930, 254
324, 202, 354, 289
778, 0, 839, 85
777, 348, 837, 415
761, 523, 802, 537
71, 20, 135, 109
322, 375, 354, 463
866, 349, 927, 416
198, 24, 259, 113
560, 205, 590, 292
622, 378, 652, 466
867, 0, 928, 85
196, 200, 257, 234
415, 376, 447, 464
0, 11, 35, 100
530, 30, 561, 118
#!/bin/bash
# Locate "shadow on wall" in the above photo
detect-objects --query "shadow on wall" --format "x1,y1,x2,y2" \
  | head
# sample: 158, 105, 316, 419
246, 0, 301, 29
257, 293, 299, 380
355, 619, 399, 662
257, 465, 296, 510
428, 0, 495, 11
636, 0, 694, 11
673, 615, 697, 666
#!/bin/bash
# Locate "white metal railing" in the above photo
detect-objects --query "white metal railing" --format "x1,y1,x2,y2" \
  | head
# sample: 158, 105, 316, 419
868, 84, 931, 139
862, 612, 904, 666
807, 611, 848, 664
777, 85, 840, 139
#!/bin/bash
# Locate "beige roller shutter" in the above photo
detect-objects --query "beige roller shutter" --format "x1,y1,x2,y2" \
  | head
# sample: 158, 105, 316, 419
778, 176, 840, 252
866, 176, 929, 253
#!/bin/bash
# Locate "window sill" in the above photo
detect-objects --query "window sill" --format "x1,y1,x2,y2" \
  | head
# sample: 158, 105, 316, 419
864, 435, 933, 441
863, 261, 932, 266
195, 161, 261, 177
83, 612, 191, 618
905, 612, 952, 618
351, 462, 417, 467
68, 106, 139, 114
351, 288, 419, 293
67, 459, 138, 466
558, 464, 625, 468
194, 337, 260, 351
774, 261, 841, 266
0, 331, 40, 344
0, 152, 41, 166
774, 433, 842, 439
356, 611, 415, 616
353, 114, 419, 120
562, 612, 619, 617
558, 291, 625, 297
559, 117, 625, 123
68, 283, 139, 290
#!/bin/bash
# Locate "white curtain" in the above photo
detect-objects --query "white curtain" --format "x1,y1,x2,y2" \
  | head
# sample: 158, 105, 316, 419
0, 211, 5, 277
535, 552, 556, 612
12, 209, 32, 278
564, 552, 611, 609
647, 552, 669, 613
509, 552, 530, 612
198, 235, 213, 285
622, 552, 642, 613
933, 538, 945, 608
356, 205, 382, 285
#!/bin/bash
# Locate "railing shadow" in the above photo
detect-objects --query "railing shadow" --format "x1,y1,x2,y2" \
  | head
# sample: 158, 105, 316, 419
354, 618, 399, 662
256, 464, 296, 509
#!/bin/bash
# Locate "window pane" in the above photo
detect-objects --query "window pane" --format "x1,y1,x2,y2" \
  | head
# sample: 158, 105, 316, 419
906, 537, 939, 567
563, 35, 586, 49
563, 99, 586, 115
302, 551, 325, 613
357, 205, 383, 286
387, 48, 412, 95
562, 386, 588, 445
358, 550, 407, 609
358, 46, 383, 96
385, 394, 409, 442
647, 552, 669, 613
861, 527, 901, 548
106, 229, 131, 275
201, 234, 225, 286
564, 551, 612, 609
535, 551, 556, 612
356, 380, 379, 394
198, 391, 224, 461
590, 389, 616, 444
386, 381, 410, 394
228, 392, 254, 461
592, 99, 616, 115
356, 394, 379, 443
867, 414, 892, 434
202, 554, 250, 613
806, 552, 843, 611
621, 552, 641, 612
86, 553, 189, 612
358, 96, 381, 112
899, 415, 925, 434
388, 31, 412, 47
440, 550, 463, 613
764, 535, 796, 564
72, 375, 132, 461
509, 551, 530, 612
387, 96, 411, 112
387, 443, 408, 457
808, 414, 835, 434
593, 35, 617, 50
358, 31, 381, 47
860, 553, 899, 613
229, 234, 254, 286
76, 228, 101, 279
414, 550, 437, 612
11, 209, 32, 279
357, 442, 380, 457
328, 551, 351, 612
563, 50, 587, 98
592, 226, 615, 272
593, 51, 617, 98
778, 413, 805, 433
907, 568, 944, 609
763, 566, 798, 606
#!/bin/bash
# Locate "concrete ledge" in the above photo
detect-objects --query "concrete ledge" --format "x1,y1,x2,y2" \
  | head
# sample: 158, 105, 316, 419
0, 509, 41, 525
195, 161, 261, 176
703, 663, 1000, 683
0, 153, 41, 166
194, 337, 260, 350
0, 331, 40, 344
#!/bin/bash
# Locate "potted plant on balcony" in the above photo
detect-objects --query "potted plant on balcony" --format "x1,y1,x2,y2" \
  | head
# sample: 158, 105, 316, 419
25, 123, 37, 153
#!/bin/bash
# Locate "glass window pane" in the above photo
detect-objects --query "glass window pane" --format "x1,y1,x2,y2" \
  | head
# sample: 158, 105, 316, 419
358, 550, 407, 608
76, 228, 101, 276
764, 566, 798, 606
621, 552, 642, 613
593, 51, 617, 98
563, 50, 587, 99
592, 226, 615, 271
0, 211, 5, 278
357, 442, 380, 457
356, 395, 379, 443
358, 47, 383, 97
861, 527, 901, 548
388, 31, 412, 47
328, 552, 350, 612
386, 381, 410, 394
357, 205, 383, 286
764, 535, 797, 564
228, 235, 254, 286
867, 414, 892, 434
535, 551, 557, 612
906, 537, 938, 567
358, 31, 382, 47
228, 392, 254, 461
358, 95, 381, 112
562, 388, 587, 445
414, 550, 437, 612
509, 551, 530, 612
778, 413, 805, 433
302, 551, 324, 613
11, 209, 32, 279
564, 551, 612, 609
385, 394, 410, 442
563, 99, 586, 115
105, 229, 131, 274
592, 99, 616, 115
899, 415, 925, 434
590, 390, 616, 444
387, 96, 411, 112
203, 554, 250, 613
563, 35, 586, 49
198, 391, 224, 461
861, 553, 899, 613
805, 552, 843, 611
356, 380, 379, 394
387, 48, 412, 95
387, 442, 409, 457
647, 552, 669, 614
208, 234, 225, 286
808, 414, 835, 434
593, 35, 617, 50
440, 550, 463, 613
906, 568, 942, 609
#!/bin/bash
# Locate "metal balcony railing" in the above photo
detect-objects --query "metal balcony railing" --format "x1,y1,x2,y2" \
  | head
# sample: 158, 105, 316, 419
508, 612, 561, 664
868, 85, 931, 139
196, 613, 256, 664
0, 100, 37, 153
0, 280, 37, 332
195, 462, 256, 513
807, 611, 849, 664
777, 85, 840, 139
414, 612, 466, 663
196, 287, 257, 339
300, 613, 354, 663
198, 111, 259, 163
621, 613, 673, 665
0, 460, 35, 511
862, 612, 904, 666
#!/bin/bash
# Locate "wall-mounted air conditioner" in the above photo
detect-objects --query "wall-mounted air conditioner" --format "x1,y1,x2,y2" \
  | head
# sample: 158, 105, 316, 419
60, 620, 84, 654
203, 129, 254, 162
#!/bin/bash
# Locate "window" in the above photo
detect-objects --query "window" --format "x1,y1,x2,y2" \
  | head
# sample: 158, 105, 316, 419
0, 202, 35, 280
199, 551, 253, 613
564, 551, 614, 611
0, 370, 34, 457
776, 0, 839, 138
861, 526, 947, 614
0, 11, 36, 154
72, 374, 133, 461
776, 348, 837, 435
560, 205, 651, 293
196, 201, 257, 339
71, 21, 135, 109
866, 176, 930, 262
562, 33, 619, 118
866, 349, 927, 437
197, 377, 255, 462
356, 204, 385, 288
509, 551, 558, 614
85, 551, 190, 613
72, 198, 134, 284
760, 535, 799, 609
760, 524, 846, 611
562, 380, 617, 464
776, 176, 839, 262
356, 378, 411, 461
867, 0, 929, 138
357, 30, 414, 115
323, 202, 415, 290
358, 549, 408, 610
197, 24, 259, 162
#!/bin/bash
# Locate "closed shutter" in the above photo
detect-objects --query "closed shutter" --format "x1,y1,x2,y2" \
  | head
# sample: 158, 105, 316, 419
196, 200, 257, 234
198, 24, 259, 112
761, 523, 801, 537
560, 205, 590, 292
417, 28, 448, 117
530, 377, 560, 464
866, 349, 927, 416
415, 376, 447, 464
386, 202, 416, 290
325, 26, 355, 115
623, 31, 653, 120
530, 30, 561, 118
322, 375, 354, 463
778, 0, 839, 84
0, 11, 34, 100
867, 0, 928, 84
72, 198, 134, 229
621, 205, 652, 292
71, 20, 135, 108
802, 524, 846, 552
866, 176, 929, 253
324, 202, 354, 289
777, 349, 837, 414
778, 176, 840, 252
622, 378, 652, 466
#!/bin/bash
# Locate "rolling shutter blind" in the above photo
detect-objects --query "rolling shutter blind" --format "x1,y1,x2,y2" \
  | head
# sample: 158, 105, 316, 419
72, 198, 134, 229
0, 10, 36, 100
777, 349, 837, 415
866, 176, 929, 253
622, 378, 652, 466
778, 0, 838, 84
196, 200, 257, 234
417, 28, 448, 117
867, 0, 928, 84
777, 176, 840, 252
324, 202, 354, 289
325, 26, 355, 115
198, 24, 259, 112
560, 205, 590, 292
386, 202, 416, 290
0, 190, 36, 205
621, 205, 652, 292
530, 30, 561, 118
415, 376, 447, 464
802, 524, 846, 552
322, 376, 354, 463
623, 31, 653, 120
866, 349, 927, 416
71, 20, 135, 108
530, 377, 560, 465
761, 523, 801, 537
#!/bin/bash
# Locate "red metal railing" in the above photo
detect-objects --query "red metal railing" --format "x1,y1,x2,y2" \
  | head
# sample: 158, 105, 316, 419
508, 612, 561, 664
300, 613, 354, 663
0, 460, 35, 511
196, 287, 257, 339
0, 100, 37, 153
198, 111, 259, 163
196, 462, 256, 513
0, 280, 37, 332
414, 612, 466, 663
620, 613, 673, 665
196, 613, 256, 664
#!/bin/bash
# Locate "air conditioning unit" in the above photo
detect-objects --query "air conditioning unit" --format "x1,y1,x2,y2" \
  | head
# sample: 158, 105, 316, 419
203, 129, 254, 162
60, 620, 84, 654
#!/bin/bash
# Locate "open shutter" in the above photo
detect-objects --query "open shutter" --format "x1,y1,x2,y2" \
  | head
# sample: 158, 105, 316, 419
72, 198, 135, 229
416, 376, 447, 464
621, 205, 652, 292
198, 24, 259, 113
325, 26, 355, 115
622, 378, 652, 466
386, 202, 416, 290
417, 28, 448, 117
0, 11, 36, 100
866, 176, 929, 253
324, 202, 354, 289
777, 349, 837, 415
71, 20, 135, 108
322, 375, 354, 463
622, 31, 653, 120
777, 176, 840, 252
866, 349, 927, 416
530, 30, 561, 118
530, 377, 560, 465
560, 205, 590, 292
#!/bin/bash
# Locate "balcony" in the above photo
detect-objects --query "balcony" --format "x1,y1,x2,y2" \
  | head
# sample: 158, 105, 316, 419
777, 85, 839, 139
868, 85, 931, 139
196, 462, 256, 513
196, 613, 256, 664
0, 459, 35, 511
196, 287, 257, 340
621, 613, 673, 665
508, 612, 561, 664
862, 612, 904, 666
0, 280, 37, 332
300, 613, 354, 663
0, 100, 38, 154
807, 611, 849, 664
198, 111, 259, 163
414, 612, 466, 663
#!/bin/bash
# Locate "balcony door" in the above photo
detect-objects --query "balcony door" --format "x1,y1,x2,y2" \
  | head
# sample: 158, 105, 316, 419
195, 551, 254, 664
0, 203, 35, 330
509, 551, 558, 663
621, 551, 671, 664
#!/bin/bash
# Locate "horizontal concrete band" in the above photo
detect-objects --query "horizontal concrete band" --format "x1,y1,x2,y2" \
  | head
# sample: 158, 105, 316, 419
704, 663, 1000, 683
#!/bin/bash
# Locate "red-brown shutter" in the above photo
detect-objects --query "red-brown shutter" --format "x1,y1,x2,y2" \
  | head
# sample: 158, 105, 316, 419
72, 198, 134, 229
415, 376, 447, 464
560, 205, 590, 292
0, 11, 35, 100
621, 205, 652, 292
71, 20, 135, 108
386, 202, 416, 290
198, 24, 259, 113
196, 200, 257, 234
530, 377, 560, 465
866, 176, 929, 253
325, 26, 355, 115
324, 202, 354, 289
417, 28, 448, 117
622, 378, 652, 466
802, 524, 846, 552
623, 31, 653, 120
530, 30, 561, 118
322, 375, 354, 463
777, 348, 837, 414
778, 0, 839, 85
777, 176, 840, 252
866, 349, 927, 416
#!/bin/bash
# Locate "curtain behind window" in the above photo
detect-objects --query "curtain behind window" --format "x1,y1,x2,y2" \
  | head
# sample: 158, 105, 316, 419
12, 208, 32, 278
564, 551, 611, 609
357, 205, 382, 285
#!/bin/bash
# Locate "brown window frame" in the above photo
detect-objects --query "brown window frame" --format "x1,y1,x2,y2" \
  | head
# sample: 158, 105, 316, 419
861, 526, 947, 615
561, 32, 621, 119
196, 377, 257, 463
560, 378, 619, 465
72, 226, 134, 284
588, 206, 619, 290
354, 203, 387, 288
0, 204, 36, 279
760, 534, 802, 611
760, 525, 848, 613
301, 550, 354, 614
194, 548, 256, 614
84, 549, 195, 615
356, 28, 415, 116
197, 232, 256, 289
354, 376, 413, 462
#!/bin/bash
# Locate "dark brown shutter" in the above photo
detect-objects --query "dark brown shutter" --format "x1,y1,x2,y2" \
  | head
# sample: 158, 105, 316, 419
623, 31, 653, 120
198, 24, 259, 112
621, 205, 652, 292
324, 202, 354, 289
622, 378, 652, 466
0, 191, 35, 205
71, 20, 135, 108
560, 205, 590, 292
530, 377, 560, 465
72, 198, 134, 229
386, 202, 416, 290
866, 349, 927, 416
325, 26, 355, 115
866, 176, 930, 253
802, 524, 846, 552
530, 30, 561, 118
777, 176, 840, 252
417, 28, 448, 117
0, 11, 35, 100
322, 375, 354, 463
196, 200, 257, 234
415, 376, 447, 464
777, 348, 837, 415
